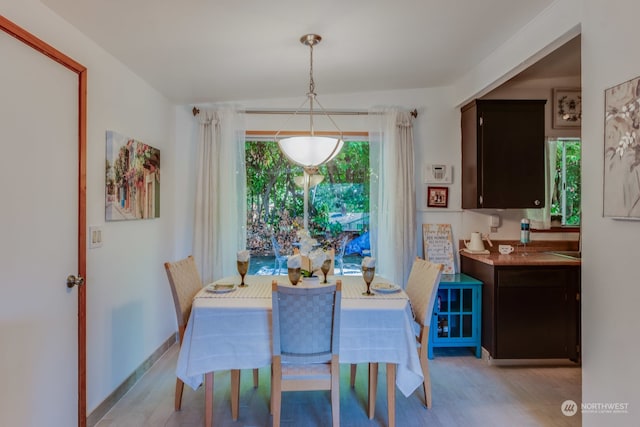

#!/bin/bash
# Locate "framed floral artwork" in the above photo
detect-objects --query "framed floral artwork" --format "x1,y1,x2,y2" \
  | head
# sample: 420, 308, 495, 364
552, 88, 582, 129
604, 76, 640, 219
105, 130, 161, 221
427, 186, 448, 208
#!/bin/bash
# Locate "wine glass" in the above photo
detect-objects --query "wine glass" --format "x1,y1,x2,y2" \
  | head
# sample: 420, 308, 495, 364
237, 260, 249, 287
362, 266, 375, 296
320, 259, 331, 284
288, 267, 301, 286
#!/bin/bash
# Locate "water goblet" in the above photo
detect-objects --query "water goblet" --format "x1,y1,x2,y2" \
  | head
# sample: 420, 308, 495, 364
320, 259, 331, 283
237, 260, 249, 287
362, 266, 375, 296
288, 267, 301, 286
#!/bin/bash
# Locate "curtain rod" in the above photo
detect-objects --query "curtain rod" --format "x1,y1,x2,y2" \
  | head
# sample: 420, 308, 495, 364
191, 106, 417, 118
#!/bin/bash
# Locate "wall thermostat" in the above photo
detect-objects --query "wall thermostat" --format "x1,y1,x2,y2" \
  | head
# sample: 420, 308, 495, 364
424, 164, 452, 184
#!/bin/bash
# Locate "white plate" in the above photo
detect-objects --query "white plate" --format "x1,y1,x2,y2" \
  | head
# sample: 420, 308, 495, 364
207, 283, 237, 293
370, 283, 401, 293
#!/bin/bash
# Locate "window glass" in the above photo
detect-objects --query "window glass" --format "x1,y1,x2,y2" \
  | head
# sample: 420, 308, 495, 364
551, 138, 581, 226
245, 140, 370, 274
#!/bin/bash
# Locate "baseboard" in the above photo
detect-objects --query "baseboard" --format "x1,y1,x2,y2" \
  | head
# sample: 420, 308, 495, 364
87, 333, 177, 427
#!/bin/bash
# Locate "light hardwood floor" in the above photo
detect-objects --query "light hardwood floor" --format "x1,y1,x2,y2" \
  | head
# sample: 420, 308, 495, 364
95, 344, 581, 427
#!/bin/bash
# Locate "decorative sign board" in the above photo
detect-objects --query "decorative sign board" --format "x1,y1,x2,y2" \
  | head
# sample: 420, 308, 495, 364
422, 224, 456, 274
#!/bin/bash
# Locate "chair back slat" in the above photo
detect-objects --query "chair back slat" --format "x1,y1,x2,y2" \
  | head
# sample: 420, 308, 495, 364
164, 256, 203, 328
405, 258, 443, 327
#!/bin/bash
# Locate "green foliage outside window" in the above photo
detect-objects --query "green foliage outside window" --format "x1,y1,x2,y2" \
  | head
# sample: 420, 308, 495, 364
245, 140, 369, 255
551, 139, 581, 226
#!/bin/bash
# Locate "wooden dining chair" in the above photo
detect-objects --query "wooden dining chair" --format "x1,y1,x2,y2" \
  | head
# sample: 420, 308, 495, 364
404, 257, 443, 408
350, 258, 443, 409
270, 279, 342, 427
164, 255, 259, 413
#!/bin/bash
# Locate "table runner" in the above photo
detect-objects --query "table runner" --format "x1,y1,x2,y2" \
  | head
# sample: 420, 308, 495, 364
197, 276, 406, 300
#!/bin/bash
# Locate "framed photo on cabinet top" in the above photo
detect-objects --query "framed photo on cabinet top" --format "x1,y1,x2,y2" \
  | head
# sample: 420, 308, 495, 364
427, 186, 448, 208
552, 88, 582, 129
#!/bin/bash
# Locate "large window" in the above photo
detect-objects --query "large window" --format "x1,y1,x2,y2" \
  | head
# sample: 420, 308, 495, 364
551, 138, 581, 226
245, 139, 370, 274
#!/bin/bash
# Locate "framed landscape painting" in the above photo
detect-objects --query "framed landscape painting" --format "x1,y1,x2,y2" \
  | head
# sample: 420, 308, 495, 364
604, 76, 640, 219
105, 130, 160, 221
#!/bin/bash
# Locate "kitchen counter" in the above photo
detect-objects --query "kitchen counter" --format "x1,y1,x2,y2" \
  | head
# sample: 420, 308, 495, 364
460, 240, 581, 361
458, 239, 581, 266
460, 251, 581, 266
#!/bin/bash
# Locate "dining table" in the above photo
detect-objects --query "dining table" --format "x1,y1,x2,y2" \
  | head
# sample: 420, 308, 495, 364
176, 274, 423, 427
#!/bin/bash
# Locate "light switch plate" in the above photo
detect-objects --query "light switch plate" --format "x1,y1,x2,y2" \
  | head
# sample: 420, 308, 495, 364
89, 226, 103, 249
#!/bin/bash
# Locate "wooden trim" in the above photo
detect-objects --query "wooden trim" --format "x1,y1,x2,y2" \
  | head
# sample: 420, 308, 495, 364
1, 16, 88, 427
246, 130, 368, 137
0, 15, 86, 74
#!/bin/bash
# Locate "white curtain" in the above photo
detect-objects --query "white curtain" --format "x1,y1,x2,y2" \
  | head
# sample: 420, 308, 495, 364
369, 108, 416, 286
193, 108, 246, 283
527, 138, 557, 229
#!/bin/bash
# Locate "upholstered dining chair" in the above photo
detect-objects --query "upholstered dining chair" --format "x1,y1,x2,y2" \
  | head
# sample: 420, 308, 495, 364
350, 258, 443, 409
164, 256, 259, 413
270, 279, 342, 426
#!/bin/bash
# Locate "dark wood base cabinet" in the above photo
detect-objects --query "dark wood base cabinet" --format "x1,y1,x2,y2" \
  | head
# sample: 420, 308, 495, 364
461, 256, 580, 361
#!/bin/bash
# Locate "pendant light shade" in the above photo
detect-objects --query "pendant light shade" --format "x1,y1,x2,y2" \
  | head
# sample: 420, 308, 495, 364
275, 34, 344, 168
278, 136, 343, 168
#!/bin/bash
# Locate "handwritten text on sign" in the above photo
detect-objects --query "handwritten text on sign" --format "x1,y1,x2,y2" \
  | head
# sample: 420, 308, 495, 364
422, 224, 455, 274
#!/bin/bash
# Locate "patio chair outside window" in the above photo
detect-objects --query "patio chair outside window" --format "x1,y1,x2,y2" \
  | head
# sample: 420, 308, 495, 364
271, 236, 288, 274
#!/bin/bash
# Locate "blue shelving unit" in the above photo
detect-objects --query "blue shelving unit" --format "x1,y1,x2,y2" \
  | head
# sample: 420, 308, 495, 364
429, 273, 483, 359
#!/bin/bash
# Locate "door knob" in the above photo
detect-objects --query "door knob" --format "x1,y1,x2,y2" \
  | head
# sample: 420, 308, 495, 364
66, 274, 85, 288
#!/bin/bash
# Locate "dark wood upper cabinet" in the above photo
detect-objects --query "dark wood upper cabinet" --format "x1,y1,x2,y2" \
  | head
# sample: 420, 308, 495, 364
461, 99, 546, 209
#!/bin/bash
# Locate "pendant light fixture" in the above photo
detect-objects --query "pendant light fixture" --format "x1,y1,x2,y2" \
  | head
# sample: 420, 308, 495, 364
276, 34, 344, 170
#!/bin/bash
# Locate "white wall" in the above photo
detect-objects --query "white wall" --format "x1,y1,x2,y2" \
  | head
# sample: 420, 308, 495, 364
457, 0, 640, 424
2, 0, 178, 415
580, 0, 640, 424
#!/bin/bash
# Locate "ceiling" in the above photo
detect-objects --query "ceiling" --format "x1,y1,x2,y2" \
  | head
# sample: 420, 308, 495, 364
40, 0, 578, 105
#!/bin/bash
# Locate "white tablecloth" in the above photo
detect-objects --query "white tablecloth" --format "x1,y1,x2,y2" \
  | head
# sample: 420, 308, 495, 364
176, 275, 423, 397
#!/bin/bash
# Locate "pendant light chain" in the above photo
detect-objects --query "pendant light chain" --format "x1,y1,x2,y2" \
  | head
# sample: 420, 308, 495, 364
308, 41, 316, 137
276, 34, 344, 171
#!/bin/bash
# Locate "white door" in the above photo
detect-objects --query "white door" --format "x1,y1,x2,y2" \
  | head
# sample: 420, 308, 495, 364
0, 26, 81, 426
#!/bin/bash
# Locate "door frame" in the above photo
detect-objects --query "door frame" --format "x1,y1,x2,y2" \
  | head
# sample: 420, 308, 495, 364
0, 16, 87, 427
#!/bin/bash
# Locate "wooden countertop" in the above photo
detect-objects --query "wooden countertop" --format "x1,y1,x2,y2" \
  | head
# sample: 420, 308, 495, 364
460, 251, 580, 266
458, 239, 581, 266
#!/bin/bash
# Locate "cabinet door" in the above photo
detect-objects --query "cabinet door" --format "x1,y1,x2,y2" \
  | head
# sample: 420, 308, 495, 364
461, 100, 546, 208
479, 101, 546, 208
496, 268, 571, 359
498, 285, 568, 358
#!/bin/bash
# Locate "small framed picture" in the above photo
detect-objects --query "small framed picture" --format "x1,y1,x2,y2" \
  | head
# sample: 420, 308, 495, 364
552, 88, 582, 129
427, 186, 448, 208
